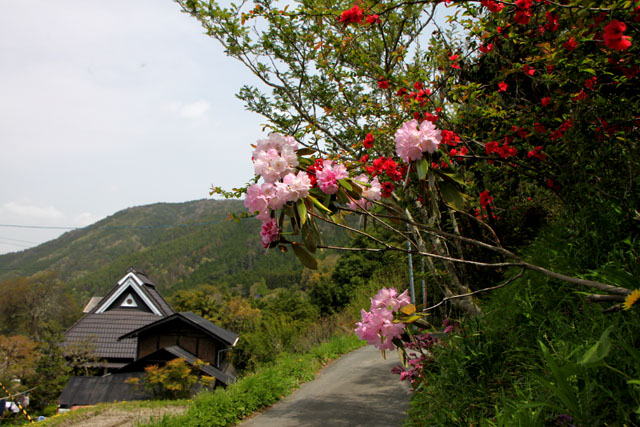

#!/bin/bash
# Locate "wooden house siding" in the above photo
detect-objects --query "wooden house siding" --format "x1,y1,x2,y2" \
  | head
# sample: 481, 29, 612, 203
136, 323, 221, 367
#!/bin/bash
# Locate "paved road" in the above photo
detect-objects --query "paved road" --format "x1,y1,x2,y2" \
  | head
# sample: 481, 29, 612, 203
240, 345, 412, 427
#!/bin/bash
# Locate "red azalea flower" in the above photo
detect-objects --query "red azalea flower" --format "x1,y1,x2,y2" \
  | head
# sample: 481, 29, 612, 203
527, 146, 547, 160
514, 9, 532, 25
479, 190, 494, 208
441, 129, 460, 146
573, 90, 588, 102
377, 77, 389, 89
498, 81, 508, 92
481, 0, 504, 13
545, 12, 559, 32
604, 20, 632, 50
423, 112, 439, 122
359, 154, 369, 163
363, 133, 374, 149
541, 97, 551, 107
479, 43, 494, 53
523, 64, 535, 76
338, 5, 364, 24
563, 37, 578, 51
585, 76, 597, 90
414, 82, 423, 90
365, 14, 381, 25
534, 122, 546, 133
381, 182, 394, 197
396, 88, 407, 97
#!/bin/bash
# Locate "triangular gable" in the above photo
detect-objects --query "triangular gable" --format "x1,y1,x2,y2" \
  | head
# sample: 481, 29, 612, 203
95, 271, 162, 316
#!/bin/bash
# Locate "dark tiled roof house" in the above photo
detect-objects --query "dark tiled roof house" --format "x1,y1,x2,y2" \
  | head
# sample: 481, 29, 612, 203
59, 269, 238, 409
63, 268, 174, 370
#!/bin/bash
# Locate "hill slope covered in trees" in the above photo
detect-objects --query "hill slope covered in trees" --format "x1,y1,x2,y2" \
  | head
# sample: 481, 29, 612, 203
0, 199, 348, 300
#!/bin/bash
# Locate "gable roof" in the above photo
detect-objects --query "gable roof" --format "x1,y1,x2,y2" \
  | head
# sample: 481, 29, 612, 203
64, 269, 174, 362
93, 269, 172, 316
119, 312, 239, 347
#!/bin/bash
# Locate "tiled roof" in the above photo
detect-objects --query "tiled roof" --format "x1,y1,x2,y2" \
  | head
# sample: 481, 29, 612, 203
120, 312, 239, 347
64, 310, 162, 360
58, 372, 151, 407
139, 284, 173, 316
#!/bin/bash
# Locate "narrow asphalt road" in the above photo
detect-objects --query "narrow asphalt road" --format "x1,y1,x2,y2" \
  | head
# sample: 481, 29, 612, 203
239, 345, 412, 427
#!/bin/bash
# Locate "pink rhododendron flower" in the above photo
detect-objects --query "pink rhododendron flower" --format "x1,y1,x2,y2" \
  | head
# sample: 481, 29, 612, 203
245, 182, 276, 220
371, 287, 411, 311
269, 172, 312, 209
252, 133, 299, 183
260, 218, 279, 248
355, 287, 411, 350
316, 160, 348, 194
394, 119, 442, 163
348, 174, 382, 210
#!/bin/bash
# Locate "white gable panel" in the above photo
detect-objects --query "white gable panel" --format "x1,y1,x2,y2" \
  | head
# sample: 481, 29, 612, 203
95, 273, 162, 315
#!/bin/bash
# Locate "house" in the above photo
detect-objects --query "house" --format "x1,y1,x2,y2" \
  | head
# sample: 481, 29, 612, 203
63, 268, 174, 371
58, 269, 238, 409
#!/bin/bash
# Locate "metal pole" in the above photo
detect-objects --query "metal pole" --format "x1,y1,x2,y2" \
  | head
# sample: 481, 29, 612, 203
406, 225, 416, 304
421, 256, 426, 307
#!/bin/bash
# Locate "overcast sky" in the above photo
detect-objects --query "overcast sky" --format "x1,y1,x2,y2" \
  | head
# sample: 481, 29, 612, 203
0, 1, 265, 254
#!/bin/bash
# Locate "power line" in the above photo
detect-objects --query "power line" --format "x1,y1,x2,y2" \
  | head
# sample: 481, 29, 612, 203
0, 236, 40, 244
0, 224, 77, 230
0, 217, 252, 232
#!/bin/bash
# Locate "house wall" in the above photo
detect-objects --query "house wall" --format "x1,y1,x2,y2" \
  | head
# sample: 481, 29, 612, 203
136, 321, 221, 366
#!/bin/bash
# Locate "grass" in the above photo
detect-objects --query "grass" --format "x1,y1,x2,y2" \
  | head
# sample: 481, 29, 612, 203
36, 399, 189, 426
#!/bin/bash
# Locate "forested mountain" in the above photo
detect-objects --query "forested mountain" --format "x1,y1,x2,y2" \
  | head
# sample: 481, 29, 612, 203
0, 199, 348, 300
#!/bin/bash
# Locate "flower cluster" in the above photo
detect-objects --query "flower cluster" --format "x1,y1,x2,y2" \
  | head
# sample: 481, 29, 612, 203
365, 156, 403, 181
245, 133, 313, 247
252, 133, 299, 183
338, 5, 380, 26
395, 119, 442, 163
316, 160, 348, 194
355, 287, 411, 350
485, 139, 517, 159
348, 174, 382, 210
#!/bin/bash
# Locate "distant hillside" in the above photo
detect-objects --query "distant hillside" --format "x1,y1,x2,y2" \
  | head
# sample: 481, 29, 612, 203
0, 199, 348, 300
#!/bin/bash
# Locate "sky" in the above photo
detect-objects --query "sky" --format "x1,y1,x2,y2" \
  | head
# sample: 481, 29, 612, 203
0, 1, 266, 255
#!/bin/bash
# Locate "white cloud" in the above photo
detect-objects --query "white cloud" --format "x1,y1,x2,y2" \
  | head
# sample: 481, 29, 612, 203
1, 201, 64, 220
164, 100, 211, 119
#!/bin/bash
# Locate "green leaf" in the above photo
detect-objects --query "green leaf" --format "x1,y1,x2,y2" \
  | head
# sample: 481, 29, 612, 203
296, 148, 317, 156
307, 195, 332, 214
397, 314, 422, 324
441, 171, 466, 186
301, 221, 317, 253
297, 199, 307, 225
292, 244, 318, 269
338, 178, 352, 191
416, 157, 428, 180
439, 181, 464, 210
579, 326, 613, 367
